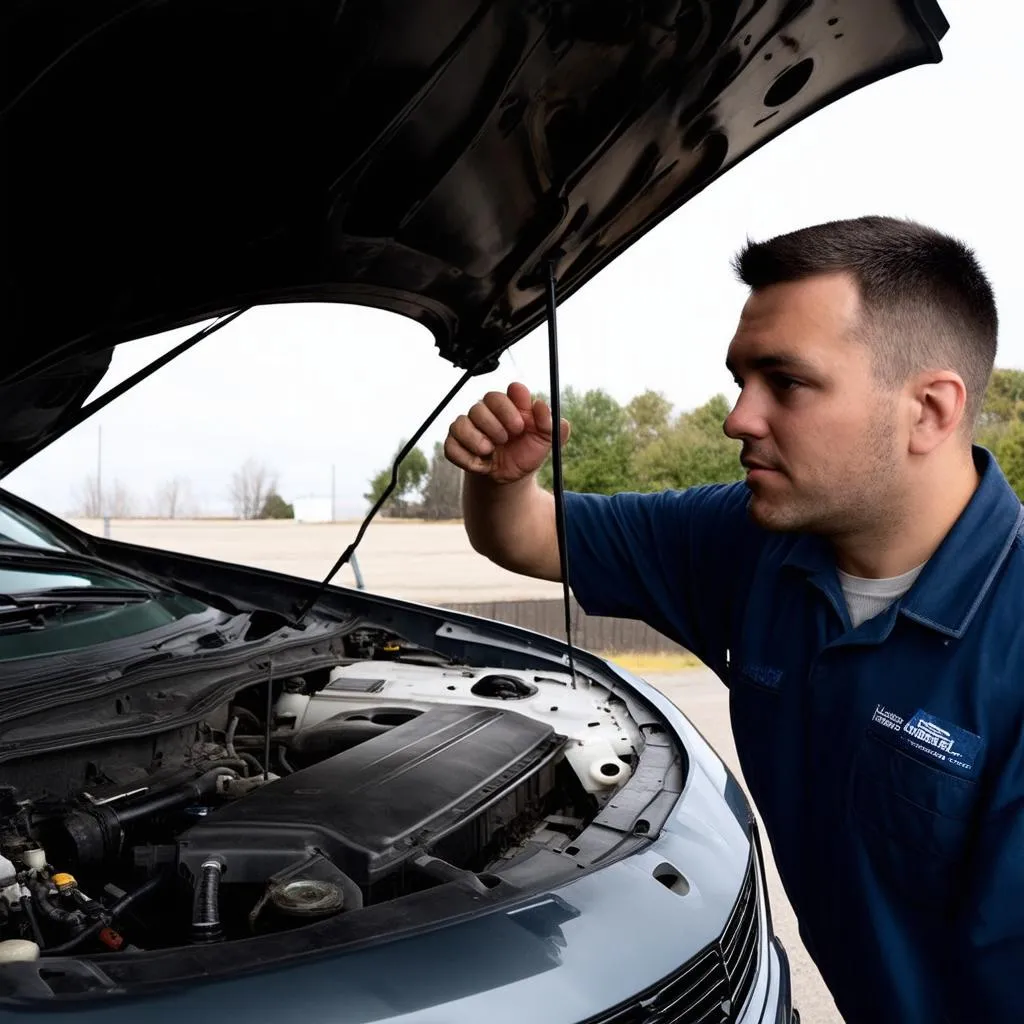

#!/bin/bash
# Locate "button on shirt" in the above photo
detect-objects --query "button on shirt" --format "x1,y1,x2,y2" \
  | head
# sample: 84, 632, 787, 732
564, 446, 1024, 1023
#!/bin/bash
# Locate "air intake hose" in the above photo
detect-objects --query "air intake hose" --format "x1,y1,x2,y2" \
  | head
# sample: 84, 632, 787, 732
191, 859, 223, 944
60, 768, 236, 867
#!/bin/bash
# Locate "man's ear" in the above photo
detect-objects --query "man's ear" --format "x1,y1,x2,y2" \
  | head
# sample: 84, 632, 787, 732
906, 370, 968, 455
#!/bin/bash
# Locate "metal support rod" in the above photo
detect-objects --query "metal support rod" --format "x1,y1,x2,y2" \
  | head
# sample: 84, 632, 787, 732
97, 424, 103, 520
292, 345, 507, 623
544, 261, 578, 688
264, 661, 274, 782
15, 309, 248, 469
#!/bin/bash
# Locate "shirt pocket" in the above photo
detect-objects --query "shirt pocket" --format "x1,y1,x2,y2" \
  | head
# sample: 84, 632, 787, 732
849, 731, 977, 915
728, 667, 785, 808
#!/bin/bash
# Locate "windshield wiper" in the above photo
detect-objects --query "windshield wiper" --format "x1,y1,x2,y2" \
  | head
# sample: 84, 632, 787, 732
0, 542, 69, 555
0, 543, 245, 619
2, 586, 156, 606
0, 588, 156, 634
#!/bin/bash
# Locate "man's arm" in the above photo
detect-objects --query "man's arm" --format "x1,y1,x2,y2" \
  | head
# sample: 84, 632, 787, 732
445, 381, 567, 581
446, 382, 759, 673
461, 474, 560, 581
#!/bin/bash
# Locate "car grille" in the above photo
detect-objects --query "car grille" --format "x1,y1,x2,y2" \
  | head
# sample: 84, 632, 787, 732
583, 849, 761, 1024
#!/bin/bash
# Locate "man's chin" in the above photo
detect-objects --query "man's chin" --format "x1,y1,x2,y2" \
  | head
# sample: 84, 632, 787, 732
745, 492, 804, 532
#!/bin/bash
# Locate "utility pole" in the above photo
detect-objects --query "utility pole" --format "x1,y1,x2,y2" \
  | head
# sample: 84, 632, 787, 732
97, 425, 103, 518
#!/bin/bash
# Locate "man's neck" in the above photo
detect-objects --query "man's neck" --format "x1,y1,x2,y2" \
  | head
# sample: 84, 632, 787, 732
831, 451, 981, 579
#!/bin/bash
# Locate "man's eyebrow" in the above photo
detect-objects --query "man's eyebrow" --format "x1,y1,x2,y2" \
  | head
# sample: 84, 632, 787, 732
726, 353, 820, 376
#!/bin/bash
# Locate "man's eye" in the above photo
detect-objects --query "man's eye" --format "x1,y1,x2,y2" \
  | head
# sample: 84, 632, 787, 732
772, 375, 802, 392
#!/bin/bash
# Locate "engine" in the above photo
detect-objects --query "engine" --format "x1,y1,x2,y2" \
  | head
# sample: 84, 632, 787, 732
0, 655, 640, 960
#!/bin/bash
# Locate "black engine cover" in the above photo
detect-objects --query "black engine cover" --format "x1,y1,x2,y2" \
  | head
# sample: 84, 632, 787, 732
178, 704, 561, 886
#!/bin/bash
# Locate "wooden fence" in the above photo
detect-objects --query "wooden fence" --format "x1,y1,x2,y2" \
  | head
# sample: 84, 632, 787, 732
439, 598, 686, 654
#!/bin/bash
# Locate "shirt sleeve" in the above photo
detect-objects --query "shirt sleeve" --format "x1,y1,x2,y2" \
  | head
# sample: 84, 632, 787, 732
563, 483, 758, 675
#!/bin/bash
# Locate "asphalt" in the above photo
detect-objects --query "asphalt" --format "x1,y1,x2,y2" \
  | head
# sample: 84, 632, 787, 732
653, 669, 842, 1023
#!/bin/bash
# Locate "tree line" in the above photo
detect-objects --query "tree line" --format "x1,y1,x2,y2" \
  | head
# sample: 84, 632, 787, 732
69, 369, 1024, 520
73, 458, 295, 519
368, 368, 1024, 516
366, 387, 746, 518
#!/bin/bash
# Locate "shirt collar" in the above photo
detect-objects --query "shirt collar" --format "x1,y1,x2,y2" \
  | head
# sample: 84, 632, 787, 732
781, 447, 1023, 638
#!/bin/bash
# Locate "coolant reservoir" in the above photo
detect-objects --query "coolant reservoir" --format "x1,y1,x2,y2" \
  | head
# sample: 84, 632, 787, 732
0, 940, 40, 963
275, 691, 310, 730
564, 740, 633, 793
21, 846, 46, 874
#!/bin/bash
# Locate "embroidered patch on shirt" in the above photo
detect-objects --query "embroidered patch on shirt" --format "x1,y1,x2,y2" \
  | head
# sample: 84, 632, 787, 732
870, 705, 983, 777
900, 709, 982, 776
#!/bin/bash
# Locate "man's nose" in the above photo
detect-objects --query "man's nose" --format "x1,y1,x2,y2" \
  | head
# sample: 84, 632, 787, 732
723, 390, 769, 440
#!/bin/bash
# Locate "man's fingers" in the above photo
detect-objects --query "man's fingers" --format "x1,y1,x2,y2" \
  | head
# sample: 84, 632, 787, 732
506, 381, 534, 414
444, 434, 492, 474
449, 414, 494, 456
532, 398, 556, 436
469, 400, 511, 443
483, 391, 525, 435
532, 400, 570, 444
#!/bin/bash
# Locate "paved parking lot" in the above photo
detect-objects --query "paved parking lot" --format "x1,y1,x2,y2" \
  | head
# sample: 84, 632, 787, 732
69, 517, 566, 604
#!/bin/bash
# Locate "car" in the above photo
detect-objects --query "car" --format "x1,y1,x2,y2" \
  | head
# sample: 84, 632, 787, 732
0, 1, 949, 1021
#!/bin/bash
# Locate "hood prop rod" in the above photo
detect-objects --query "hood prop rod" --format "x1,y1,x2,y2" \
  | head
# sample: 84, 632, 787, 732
294, 345, 507, 624
13, 309, 250, 466
543, 261, 578, 689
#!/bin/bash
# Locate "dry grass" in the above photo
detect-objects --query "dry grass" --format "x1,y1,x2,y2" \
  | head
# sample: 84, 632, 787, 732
596, 650, 703, 674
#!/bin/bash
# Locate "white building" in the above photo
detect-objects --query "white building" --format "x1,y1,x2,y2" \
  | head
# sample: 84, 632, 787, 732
292, 496, 333, 523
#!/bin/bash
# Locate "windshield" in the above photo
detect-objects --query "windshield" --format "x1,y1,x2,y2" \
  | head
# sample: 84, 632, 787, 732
0, 502, 65, 551
0, 500, 213, 661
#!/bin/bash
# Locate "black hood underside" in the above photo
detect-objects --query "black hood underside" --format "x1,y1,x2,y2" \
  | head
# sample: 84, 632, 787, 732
1, 0, 947, 474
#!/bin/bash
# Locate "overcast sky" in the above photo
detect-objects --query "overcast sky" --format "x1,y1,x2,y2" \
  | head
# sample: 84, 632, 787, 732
6, 0, 1021, 519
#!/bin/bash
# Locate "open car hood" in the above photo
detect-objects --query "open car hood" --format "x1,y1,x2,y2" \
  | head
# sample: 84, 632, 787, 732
1, 0, 947, 476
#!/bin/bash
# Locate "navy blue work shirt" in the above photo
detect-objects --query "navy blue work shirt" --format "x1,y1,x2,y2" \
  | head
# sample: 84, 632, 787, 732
564, 446, 1024, 1023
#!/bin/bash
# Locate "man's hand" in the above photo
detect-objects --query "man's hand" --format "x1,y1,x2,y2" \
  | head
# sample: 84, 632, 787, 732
444, 381, 570, 484
445, 382, 568, 581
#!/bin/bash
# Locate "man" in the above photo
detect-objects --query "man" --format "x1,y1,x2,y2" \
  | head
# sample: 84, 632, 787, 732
444, 216, 1024, 1023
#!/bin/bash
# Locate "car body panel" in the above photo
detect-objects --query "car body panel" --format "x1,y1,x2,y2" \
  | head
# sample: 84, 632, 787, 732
7, 666, 767, 1024
2, 0, 948, 474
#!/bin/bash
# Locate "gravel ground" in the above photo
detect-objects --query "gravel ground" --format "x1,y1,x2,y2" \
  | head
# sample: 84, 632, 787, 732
652, 668, 842, 1023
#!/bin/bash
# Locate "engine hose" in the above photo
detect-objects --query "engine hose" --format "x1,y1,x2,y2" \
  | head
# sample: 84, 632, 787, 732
191, 860, 223, 944
44, 874, 165, 955
60, 768, 238, 869
198, 758, 250, 777
237, 752, 264, 777
30, 884, 83, 932
19, 896, 46, 949
225, 716, 240, 759
115, 767, 236, 825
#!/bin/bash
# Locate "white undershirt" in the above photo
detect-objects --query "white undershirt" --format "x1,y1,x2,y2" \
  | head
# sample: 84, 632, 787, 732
836, 562, 926, 629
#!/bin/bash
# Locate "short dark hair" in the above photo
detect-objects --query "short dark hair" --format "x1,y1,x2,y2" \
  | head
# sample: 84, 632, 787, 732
733, 216, 998, 425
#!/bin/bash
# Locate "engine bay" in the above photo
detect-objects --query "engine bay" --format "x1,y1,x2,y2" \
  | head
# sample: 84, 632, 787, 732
0, 628, 648, 963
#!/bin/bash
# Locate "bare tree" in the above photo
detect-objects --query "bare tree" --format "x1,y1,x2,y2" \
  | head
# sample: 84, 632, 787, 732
73, 475, 103, 518
230, 459, 277, 519
154, 477, 191, 519
73, 475, 134, 518
108, 482, 135, 518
